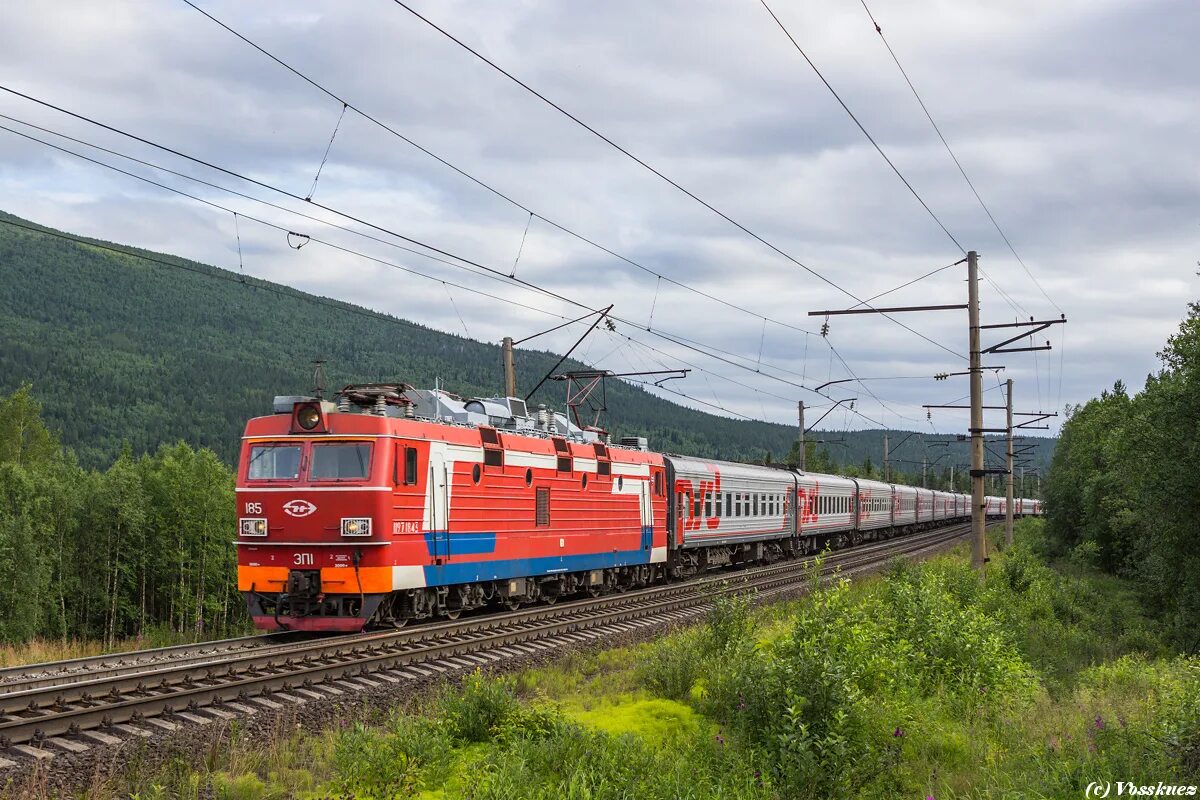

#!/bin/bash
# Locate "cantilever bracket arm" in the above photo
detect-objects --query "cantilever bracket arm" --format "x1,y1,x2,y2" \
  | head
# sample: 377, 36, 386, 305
982, 316, 1067, 355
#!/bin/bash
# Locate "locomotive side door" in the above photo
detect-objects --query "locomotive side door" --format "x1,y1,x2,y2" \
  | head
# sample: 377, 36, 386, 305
639, 477, 653, 551
427, 451, 451, 561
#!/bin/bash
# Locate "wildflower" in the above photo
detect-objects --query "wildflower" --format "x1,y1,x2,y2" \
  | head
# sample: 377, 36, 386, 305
893, 726, 905, 738
1118, 715, 1127, 728
1094, 716, 1105, 731
716, 730, 725, 745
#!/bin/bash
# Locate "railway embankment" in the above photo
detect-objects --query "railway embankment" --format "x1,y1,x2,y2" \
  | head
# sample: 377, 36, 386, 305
5, 519, 1195, 799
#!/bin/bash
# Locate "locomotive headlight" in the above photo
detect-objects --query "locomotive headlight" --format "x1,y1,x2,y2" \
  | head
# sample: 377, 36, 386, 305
341, 517, 371, 537
240, 517, 268, 537
296, 404, 321, 430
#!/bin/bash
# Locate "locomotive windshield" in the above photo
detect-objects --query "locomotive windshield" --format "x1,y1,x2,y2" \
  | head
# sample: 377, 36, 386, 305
247, 444, 301, 480
310, 442, 372, 481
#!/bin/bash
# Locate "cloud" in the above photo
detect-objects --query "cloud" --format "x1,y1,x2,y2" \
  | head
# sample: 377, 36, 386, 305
0, 0, 1196, 436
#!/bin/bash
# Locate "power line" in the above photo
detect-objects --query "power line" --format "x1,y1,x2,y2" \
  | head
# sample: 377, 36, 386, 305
386, 1, 967, 363
854, 0, 1063, 316
849, 258, 964, 309
0, 86, 964, 430
0, 98, 833, 411
0, 216, 435, 333
1, 115, 826, 422
756, 0, 964, 254
180, 0, 825, 342
187, 0, 975, 418
0, 120, 574, 322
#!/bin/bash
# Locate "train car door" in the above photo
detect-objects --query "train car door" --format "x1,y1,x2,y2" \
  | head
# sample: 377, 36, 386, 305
427, 451, 450, 561
639, 477, 653, 551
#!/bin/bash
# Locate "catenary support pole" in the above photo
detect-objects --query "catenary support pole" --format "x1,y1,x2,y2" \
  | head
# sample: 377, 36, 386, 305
502, 336, 517, 397
798, 401, 806, 471
1005, 378, 1015, 547
968, 251, 987, 575
884, 433, 890, 482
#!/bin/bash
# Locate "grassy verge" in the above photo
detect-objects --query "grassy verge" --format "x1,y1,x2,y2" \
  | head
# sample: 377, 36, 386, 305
26, 520, 1200, 799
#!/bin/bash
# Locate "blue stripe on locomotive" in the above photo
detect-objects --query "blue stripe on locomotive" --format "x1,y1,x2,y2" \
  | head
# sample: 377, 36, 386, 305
420, 526, 655, 585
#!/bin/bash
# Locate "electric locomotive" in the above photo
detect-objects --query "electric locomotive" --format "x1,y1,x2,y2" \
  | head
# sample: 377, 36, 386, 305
235, 383, 1036, 632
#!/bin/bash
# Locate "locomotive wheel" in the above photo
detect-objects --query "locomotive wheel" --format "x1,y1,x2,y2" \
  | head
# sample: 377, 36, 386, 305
390, 618, 408, 629
444, 609, 462, 621
505, 599, 521, 611
588, 587, 603, 598
543, 593, 557, 605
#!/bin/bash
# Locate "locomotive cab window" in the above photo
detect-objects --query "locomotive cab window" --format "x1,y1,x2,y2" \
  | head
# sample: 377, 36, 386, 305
247, 444, 301, 480
310, 443, 372, 481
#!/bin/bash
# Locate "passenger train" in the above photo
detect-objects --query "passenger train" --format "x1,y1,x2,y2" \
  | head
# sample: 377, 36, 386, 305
236, 384, 1040, 631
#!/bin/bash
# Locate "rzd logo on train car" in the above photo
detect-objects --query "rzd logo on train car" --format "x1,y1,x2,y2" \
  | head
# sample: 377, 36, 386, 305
283, 499, 318, 517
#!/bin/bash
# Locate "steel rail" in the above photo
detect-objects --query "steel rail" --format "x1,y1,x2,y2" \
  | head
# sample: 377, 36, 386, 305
0, 631, 326, 691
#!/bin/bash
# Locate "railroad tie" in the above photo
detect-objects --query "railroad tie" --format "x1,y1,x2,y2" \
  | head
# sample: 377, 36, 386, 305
10, 744, 54, 761
44, 737, 88, 754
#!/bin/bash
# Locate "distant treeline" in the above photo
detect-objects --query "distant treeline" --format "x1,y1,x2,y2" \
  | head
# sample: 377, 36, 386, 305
0, 210, 1056, 474
0, 386, 241, 644
1044, 302, 1200, 649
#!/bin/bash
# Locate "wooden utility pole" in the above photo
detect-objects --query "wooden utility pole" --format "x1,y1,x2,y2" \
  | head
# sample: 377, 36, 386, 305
502, 336, 517, 397
797, 401, 806, 471
968, 251, 987, 574
1005, 378, 1015, 547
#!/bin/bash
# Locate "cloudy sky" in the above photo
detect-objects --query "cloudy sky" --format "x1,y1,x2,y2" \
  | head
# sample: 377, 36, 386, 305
1, 0, 1196, 435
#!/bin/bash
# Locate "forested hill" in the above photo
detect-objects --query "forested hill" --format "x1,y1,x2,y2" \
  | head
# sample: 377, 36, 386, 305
0, 211, 1055, 475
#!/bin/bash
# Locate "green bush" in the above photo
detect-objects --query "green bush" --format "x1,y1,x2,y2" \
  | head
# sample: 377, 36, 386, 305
439, 669, 523, 743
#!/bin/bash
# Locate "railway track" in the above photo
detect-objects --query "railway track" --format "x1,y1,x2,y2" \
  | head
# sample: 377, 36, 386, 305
0, 522, 970, 766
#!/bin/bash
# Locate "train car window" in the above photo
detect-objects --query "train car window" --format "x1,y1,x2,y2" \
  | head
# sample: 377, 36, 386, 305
536, 487, 550, 526
654, 472, 663, 496
472, 464, 482, 484
752, 494, 758, 516
694, 495, 702, 518
725, 493, 732, 517
248, 444, 301, 480
310, 443, 371, 480
483, 449, 504, 468
404, 447, 418, 485
704, 493, 712, 519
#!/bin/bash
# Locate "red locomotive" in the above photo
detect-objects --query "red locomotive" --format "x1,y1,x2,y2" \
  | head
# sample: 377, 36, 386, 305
236, 383, 1038, 631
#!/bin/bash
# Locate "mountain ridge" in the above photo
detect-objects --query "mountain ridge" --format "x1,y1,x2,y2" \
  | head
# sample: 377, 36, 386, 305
0, 209, 1055, 482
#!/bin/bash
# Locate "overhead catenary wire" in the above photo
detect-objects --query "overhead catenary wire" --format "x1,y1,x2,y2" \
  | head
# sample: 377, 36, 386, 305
3, 116, 836, 425
854, 0, 1063, 316
186, 0, 988, 421
0, 216, 440, 334
0, 120, 577, 322
0, 77, 974, 430
385, 1, 967, 363
756, 0, 965, 255
180, 0, 826, 341
0, 102, 875, 414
